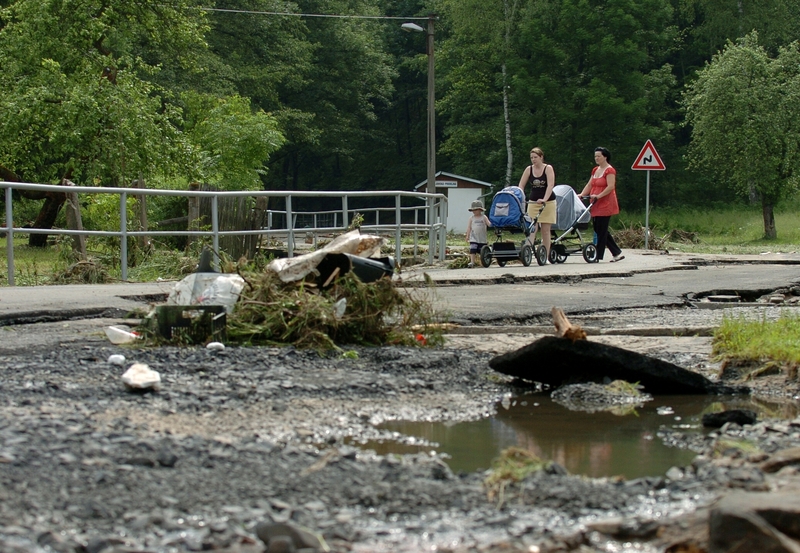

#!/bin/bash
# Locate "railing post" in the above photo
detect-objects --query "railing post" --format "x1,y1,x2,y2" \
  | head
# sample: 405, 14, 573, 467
439, 197, 447, 261
6, 186, 14, 286
413, 207, 419, 261
211, 194, 219, 270
120, 192, 128, 281
395, 195, 402, 266
342, 196, 348, 229
428, 196, 435, 264
286, 195, 294, 257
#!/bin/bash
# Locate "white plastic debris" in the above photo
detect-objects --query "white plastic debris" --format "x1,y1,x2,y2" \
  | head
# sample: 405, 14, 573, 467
121, 363, 161, 391
104, 325, 141, 345
267, 229, 385, 283
107, 354, 126, 366
333, 298, 347, 319
206, 341, 225, 351
167, 273, 245, 314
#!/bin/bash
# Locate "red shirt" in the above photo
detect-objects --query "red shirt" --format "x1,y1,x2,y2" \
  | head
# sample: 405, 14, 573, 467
589, 166, 619, 217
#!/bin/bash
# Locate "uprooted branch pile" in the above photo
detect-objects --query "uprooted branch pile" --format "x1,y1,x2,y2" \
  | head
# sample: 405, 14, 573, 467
226, 270, 442, 350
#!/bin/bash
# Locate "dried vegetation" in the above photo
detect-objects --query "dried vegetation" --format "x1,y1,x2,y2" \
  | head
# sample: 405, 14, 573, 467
225, 270, 444, 350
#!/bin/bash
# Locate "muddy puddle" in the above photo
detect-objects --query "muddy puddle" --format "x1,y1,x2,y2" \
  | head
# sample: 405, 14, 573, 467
354, 393, 796, 479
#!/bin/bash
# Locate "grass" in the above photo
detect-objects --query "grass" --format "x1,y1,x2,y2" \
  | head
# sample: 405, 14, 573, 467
618, 205, 800, 254
712, 313, 800, 379
484, 447, 550, 507
0, 237, 59, 285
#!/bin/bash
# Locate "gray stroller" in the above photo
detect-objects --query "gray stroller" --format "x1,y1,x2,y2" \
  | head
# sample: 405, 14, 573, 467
548, 185, 598, 264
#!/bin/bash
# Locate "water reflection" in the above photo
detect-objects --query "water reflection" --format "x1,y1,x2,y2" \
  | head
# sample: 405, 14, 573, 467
370, 394, 792, 479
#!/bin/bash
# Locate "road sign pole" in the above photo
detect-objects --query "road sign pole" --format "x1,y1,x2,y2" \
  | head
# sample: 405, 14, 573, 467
645, 170, 650, 250
631, 140, 665, 251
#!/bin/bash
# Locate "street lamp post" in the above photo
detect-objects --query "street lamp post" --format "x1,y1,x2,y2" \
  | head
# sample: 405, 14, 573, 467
402, 15, 438, 263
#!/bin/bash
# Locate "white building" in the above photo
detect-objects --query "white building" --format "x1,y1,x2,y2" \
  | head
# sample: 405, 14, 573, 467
414, 171, 495, 234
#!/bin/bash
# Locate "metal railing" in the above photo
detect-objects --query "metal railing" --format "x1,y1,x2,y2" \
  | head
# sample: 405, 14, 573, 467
1, 182, 448, 286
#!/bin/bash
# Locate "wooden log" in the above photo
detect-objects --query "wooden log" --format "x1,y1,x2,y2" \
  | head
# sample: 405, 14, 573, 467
489, 336, 748, 395
551, 306, 586, 342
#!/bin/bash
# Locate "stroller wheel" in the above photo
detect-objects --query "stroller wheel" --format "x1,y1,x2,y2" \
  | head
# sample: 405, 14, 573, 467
550, 245, 567, 264
479, 245, 492, 268
520, 244, 533, 267
535, 245, 547, 266
582, 244, 599, 263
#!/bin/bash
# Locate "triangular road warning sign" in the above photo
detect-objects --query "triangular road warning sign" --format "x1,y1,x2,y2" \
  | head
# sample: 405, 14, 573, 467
632, 140, 665, 170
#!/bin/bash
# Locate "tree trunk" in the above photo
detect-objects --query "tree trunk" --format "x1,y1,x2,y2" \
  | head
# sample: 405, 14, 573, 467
29, 191, 67, 247
762, 198, 777, 239
502, 63, 513, 187
501, 0, 519, 188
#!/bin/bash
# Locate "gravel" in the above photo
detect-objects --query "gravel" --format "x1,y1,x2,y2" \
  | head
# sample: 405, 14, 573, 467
2, 303, 800, 553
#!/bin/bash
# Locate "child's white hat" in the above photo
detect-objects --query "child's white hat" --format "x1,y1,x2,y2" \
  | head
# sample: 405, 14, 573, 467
468, 200, 485, 212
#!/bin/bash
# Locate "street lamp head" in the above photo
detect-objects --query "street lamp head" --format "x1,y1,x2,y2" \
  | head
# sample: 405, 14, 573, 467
401, 22, 425, 33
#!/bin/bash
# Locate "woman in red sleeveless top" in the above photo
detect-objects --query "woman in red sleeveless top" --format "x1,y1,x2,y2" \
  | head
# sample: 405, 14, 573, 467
580, 147, 624, 262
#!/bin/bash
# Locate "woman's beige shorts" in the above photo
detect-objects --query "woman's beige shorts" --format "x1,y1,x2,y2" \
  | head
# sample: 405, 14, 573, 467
527, 200, 557, 224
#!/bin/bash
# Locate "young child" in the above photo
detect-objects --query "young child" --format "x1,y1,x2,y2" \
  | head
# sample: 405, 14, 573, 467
465, 200, 491, 268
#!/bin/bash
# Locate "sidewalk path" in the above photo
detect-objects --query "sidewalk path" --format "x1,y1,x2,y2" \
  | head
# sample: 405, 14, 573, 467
0, 251, 798, 322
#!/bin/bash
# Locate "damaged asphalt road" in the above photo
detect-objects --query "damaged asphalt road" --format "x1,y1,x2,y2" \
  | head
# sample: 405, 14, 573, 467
2, 251, 800, 552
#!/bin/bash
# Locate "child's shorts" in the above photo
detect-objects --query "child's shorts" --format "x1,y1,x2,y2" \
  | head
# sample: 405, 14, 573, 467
469, 242, 486, 254
527, 200, 557, 224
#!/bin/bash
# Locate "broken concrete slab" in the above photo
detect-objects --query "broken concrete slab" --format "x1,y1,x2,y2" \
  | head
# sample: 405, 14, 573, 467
709, 491, 800, 553
488, 336, 748, 395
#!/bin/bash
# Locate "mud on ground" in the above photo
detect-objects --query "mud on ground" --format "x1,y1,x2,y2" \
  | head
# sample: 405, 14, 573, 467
1, 304, 800, 553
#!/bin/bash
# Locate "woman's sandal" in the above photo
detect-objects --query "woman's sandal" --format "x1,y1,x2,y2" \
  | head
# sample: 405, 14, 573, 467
610, 255, 625, 263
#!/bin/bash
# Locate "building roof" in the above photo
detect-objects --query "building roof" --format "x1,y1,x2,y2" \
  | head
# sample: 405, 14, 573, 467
413, 171, 495, 190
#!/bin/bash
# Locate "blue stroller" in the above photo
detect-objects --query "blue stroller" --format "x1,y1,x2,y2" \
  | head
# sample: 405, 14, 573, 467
479, 186, 547, 267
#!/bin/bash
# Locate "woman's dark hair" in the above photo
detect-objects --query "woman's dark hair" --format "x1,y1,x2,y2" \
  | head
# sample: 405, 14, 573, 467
595, 147, 611, 162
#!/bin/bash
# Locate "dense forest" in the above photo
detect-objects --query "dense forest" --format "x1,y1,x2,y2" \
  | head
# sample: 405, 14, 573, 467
1, 0, 799, 224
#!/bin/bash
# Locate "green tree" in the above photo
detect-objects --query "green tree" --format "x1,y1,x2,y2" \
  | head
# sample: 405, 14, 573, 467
182, 92, 285, 190
230, 0, 397, 194
0, 0, 210, 185
681, 0, 800, 60
437, 0, 522, 187
683, 33, 800, 239
510, 0, 676, 190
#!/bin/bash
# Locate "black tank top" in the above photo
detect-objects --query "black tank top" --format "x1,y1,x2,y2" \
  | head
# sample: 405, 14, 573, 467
528, 164, 550, 202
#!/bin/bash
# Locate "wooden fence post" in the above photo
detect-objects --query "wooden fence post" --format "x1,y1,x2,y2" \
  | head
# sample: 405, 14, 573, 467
133, 175, 149, 251
188, 182, 200, 249
62, 179, 87, 260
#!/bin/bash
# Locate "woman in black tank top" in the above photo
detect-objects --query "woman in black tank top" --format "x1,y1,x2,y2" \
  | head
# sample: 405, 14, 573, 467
517, 147, 556, 261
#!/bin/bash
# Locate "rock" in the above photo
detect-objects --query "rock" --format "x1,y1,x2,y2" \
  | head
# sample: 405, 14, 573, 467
255, 522, 327, 552
551, 381, 652, 413
157, 449, 179, 468
760, 447, 800, 473
489, 336, 748, 395
121, 362, 161, 391
107, 354, 126, 366
702, 409, 758, 428
86, 536, 125, 553
709, 491, 800, 553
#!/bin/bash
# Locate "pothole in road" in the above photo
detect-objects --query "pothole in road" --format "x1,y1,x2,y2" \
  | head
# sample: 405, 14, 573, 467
347, 394, 796, 479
